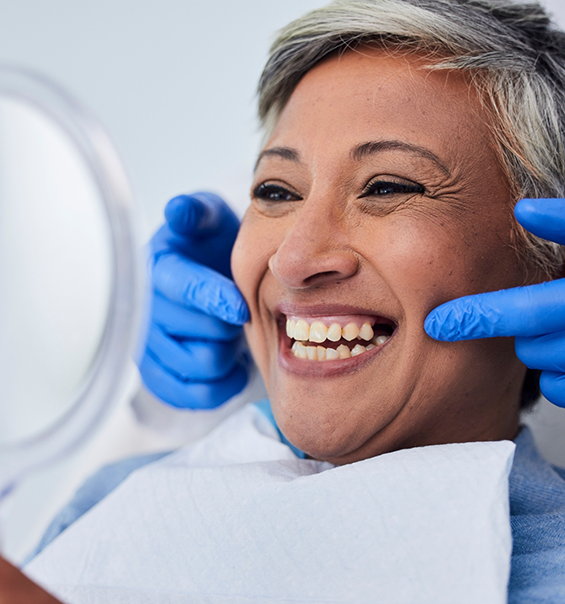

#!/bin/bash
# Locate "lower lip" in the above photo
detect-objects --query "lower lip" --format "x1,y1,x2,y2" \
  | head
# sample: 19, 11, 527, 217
278, 332, 390, 378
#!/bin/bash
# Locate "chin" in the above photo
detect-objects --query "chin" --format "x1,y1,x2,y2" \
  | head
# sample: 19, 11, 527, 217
270, 391, 385, 463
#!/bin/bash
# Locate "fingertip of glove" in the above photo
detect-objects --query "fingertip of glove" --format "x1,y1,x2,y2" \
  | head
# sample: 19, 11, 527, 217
514, 198, 565, 245
219, 302, 249, 326
424, 305, 462, 342
211, 281, 250, 325
514, 198, 538, 225
231, 300, 250, 325
539, 371, 565, 408
424, 313, 441, 340
226, 290, 251, 324
165, 191, 230, 236
164, 195, 204, 235
515, 197, 565, 224
424, 311, 453, 341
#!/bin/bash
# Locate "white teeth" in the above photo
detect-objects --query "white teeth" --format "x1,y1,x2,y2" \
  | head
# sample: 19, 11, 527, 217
286, 319, 296, 338
327, 323, 342, 342
292, 341, 378, 361
287, 316, 393, 360
359, 323, 374, 341
351, 344, 366, 356
292, 341, 308, 359
294, 319, 309, 341
309, 321, 328, 343
343, 323, 360, 341
326, 347, 339, 360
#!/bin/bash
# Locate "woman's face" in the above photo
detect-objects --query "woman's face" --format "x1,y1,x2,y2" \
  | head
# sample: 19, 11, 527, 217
232, 48, 530, 465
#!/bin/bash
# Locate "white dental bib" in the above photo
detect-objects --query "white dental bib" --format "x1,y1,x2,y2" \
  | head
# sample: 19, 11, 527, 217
25, 403, 514, 604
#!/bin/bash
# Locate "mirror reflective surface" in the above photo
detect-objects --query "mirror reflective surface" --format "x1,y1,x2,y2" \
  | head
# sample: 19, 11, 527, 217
0, 96, 112, 444
0, 69, 144, 503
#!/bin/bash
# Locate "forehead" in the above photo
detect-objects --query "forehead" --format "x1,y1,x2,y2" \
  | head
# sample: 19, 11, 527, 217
265, 48, 491, 166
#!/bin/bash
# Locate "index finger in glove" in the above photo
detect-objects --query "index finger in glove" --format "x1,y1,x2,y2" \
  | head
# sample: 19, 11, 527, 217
515, 198, 565, 245
165, 192, 239, 237
151, 193, 240, 279
152, 253, 249, 325
425, 279, 565, 341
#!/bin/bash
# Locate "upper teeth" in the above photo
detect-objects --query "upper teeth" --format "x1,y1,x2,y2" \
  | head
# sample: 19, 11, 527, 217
286, 318, 376, 343
286, 317, 391, 361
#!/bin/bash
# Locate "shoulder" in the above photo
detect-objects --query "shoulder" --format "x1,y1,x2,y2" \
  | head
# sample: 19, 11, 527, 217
26, 451, 171, 562
28, 401, 295, 562
509, 427, 565, 602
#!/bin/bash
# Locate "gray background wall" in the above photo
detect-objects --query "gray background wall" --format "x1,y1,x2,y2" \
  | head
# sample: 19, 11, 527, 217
0, 0, 331, 233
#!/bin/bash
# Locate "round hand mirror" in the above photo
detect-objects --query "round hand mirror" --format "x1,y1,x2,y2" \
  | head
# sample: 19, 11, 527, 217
0, 68, 144, 508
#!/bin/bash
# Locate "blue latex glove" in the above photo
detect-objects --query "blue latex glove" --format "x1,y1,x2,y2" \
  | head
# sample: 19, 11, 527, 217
139, 192, 250, 409
425, 198, 565, 407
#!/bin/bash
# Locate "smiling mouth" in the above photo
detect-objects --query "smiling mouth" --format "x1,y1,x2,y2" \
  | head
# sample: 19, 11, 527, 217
285, 315, 396, 361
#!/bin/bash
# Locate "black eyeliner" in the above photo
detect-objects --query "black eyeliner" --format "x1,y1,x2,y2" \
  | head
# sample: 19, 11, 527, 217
253, 182, 302, 202
360, 179, 425, 198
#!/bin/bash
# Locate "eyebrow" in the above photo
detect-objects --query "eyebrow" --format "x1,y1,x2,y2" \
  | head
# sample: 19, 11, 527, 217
351, 140, 451, 176
254, 140, 451, 176
254, 147, 301, 172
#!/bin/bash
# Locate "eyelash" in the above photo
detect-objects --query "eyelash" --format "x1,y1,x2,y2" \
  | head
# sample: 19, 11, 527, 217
252, 179, 425, 203
253, 183, 301, 202
360, 179, 425, 198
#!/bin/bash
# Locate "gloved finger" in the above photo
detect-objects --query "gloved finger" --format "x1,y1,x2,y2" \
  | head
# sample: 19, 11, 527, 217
151, 292, 242, 340
165, 192, 240, 238
539, 371, 565, 408
152, 253, 249, 325
515, 331, 565, 372
152, 193, 240, 278
139, 352, 249, 410
425, 279, 565, 341
145, 325, 240, 381
515, 198, 565, 245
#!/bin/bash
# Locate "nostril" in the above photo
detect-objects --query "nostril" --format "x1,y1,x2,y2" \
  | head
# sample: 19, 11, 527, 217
303, 271, 340, 286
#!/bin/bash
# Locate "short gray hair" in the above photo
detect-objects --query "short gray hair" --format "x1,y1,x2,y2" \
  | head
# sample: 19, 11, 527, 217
258, 0, 565, 277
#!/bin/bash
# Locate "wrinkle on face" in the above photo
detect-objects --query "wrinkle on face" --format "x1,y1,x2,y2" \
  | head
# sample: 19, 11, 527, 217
233, 48, 528, 464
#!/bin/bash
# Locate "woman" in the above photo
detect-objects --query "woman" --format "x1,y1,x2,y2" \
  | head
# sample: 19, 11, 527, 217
233, 0, 565, 463
11, 0, 565, 601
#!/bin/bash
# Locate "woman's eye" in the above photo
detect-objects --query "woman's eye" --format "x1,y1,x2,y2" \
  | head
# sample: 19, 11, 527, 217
360, 180, 425, 197
253, 183, 301, 202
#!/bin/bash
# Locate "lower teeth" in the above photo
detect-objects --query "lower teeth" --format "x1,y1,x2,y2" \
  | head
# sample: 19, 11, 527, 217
291, 336, 389, 361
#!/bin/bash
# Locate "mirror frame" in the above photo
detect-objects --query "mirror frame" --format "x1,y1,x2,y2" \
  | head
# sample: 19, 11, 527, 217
0, 67, 145, 497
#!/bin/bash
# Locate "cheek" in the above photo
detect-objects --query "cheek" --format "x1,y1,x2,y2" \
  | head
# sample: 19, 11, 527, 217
231, 211, 282, 373
369, 210, 523, 319
231, 212, 272, 301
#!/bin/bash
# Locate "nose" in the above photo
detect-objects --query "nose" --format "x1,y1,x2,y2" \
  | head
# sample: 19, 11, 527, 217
269, 195, 359, 289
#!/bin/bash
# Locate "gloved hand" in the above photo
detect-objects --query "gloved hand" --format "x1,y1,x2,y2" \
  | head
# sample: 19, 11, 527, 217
139, 192, 250, 409
425, 198, 565, 407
